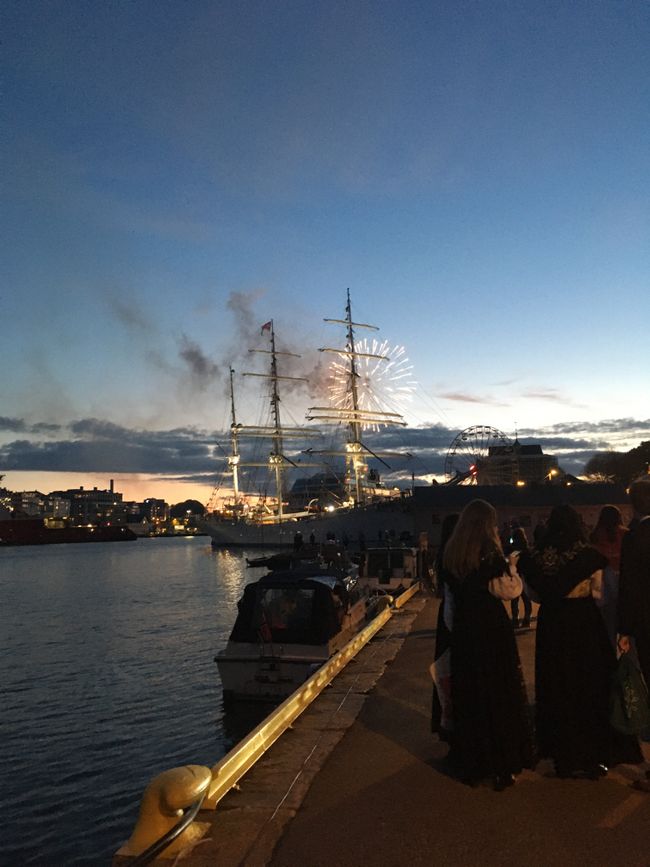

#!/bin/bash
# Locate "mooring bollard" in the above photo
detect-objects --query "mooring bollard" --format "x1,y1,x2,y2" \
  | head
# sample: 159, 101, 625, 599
114, 764, 211, 863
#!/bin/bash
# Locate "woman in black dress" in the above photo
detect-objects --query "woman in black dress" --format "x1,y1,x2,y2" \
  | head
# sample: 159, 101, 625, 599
518, 505, 642, 778
430, 513, 459, 740
439, 499, 534, 790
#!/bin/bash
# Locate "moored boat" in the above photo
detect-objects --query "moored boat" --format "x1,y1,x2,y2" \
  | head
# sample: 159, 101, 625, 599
216, 562, 388, 702
0, 517, 137, 546
358, 546, 420, 596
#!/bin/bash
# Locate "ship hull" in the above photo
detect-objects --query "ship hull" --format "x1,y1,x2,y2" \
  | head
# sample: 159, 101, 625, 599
217, 647, 330, 702
0, 519, 138, 546
201, 501, 416, 548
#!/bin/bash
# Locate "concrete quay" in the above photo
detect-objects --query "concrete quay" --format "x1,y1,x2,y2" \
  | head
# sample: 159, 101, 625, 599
181, 595, 650, 867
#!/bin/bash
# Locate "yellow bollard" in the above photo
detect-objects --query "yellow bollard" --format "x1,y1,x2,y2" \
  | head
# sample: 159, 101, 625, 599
116, 764, 211, 861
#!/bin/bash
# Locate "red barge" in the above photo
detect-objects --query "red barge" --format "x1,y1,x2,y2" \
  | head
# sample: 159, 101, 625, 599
0, 517, 137, 546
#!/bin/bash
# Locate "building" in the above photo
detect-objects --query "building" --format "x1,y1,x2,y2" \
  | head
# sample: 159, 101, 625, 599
412, 482, 632, 547
50, 482, 126, 525
476, 440, 559, 485
8, 490, 70, 518
142, 498, 168, 521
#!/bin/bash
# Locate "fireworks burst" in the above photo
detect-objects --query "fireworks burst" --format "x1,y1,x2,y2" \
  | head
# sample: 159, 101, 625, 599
328, 338, 417, 430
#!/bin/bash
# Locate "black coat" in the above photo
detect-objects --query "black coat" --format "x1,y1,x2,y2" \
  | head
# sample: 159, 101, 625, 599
618, 517, 650, 638
518, 543, 642, 771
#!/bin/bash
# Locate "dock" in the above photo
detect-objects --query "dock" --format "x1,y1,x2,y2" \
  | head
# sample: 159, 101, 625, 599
123, 594, 650, 867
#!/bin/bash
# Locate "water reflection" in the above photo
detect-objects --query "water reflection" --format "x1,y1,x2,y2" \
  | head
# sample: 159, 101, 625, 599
220, 698, 280, 752
0, 539, 281, 866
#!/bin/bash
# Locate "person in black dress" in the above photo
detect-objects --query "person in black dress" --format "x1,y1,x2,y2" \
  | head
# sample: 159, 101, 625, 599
618, 477, 650, 792
430, 513, 459, 739
518, 504, 642, 779
439, 499, 534, 790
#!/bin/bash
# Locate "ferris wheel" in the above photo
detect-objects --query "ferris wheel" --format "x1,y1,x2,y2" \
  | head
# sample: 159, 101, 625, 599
444, 425, 511, 484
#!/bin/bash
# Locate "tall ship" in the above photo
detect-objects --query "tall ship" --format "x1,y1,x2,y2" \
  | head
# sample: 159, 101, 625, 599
201, 292, 416, 548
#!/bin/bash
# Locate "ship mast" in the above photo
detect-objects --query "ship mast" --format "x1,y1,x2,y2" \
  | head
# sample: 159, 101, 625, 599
239, 321, 319, 520
307, 289, 407, 506
228, 366, 241, 503
267, 324, 285, 519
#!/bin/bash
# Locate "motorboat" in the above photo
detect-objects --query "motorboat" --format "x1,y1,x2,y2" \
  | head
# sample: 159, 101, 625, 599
216, 562, 386, 702
357, 546, 419, 596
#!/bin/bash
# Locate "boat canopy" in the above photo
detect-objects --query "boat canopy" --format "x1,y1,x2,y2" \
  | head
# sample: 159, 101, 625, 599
229, 570, 357, 645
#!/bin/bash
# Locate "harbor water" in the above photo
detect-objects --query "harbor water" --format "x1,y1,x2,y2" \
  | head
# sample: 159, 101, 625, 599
0, 537, 273, 866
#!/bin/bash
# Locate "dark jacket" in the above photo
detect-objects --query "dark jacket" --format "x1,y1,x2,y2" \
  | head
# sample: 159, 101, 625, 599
618, 518, 650, 637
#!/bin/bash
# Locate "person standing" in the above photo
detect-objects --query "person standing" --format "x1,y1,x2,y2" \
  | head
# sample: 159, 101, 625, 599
518, 505, 642, 779
618, 476, 650, 793
430, 513, 459, 739
590, 505, 627, 647
439, 500, 534, 790
504, 527, 533, 629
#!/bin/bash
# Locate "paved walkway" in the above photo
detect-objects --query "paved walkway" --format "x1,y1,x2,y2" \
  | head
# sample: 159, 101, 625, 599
184, 595, 650, 867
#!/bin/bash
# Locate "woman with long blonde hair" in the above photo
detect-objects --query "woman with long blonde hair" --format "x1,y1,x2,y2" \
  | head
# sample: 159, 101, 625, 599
440, 500, 534, 790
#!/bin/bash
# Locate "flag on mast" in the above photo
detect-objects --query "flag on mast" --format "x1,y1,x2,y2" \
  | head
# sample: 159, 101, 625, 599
261, 320, 272, 335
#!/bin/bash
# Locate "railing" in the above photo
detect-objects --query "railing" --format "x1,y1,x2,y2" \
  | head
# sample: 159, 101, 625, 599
204, 597, 395, 809
394, 579, 421, 609
116, 582, 421, 861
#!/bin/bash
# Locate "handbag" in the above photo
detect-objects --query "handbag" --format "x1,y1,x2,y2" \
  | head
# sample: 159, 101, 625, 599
488, 569, 523, 601
610, 653, 650, 736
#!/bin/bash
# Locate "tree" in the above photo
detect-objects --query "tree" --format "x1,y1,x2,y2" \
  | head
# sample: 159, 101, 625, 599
584, 441, 650, 484
169, 499, 206, 519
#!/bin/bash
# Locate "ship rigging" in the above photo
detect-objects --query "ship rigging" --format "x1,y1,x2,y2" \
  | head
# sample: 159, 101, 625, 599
306, 288, 407, 505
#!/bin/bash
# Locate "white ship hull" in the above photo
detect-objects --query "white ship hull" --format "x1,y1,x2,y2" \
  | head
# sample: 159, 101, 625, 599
202, 501, 416, 548
217, 644, 331, 701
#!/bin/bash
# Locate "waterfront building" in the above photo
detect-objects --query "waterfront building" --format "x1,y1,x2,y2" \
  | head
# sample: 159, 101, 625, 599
476, 440, 560, 485
412, 482, 632, 546
50, 482, 126, 525
8, 490, 71, 518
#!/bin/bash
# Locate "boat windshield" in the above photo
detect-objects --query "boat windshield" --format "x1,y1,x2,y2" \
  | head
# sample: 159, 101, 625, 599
259, 586, 313, 633
229, 577, 350, 644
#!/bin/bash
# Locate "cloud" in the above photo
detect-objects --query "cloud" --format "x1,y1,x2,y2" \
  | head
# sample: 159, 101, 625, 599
520, 388, 586, 409
521, 388, 564, 401
438, 392, 507, 406
532, 418, 650, 436
0, 417, 62, 435
0, 417, 27, 433
178, 334, 221, 385
0, 420, 217, 475
105, 293, 152, 333
226, 289, 267, 350
1, 416, 648, 488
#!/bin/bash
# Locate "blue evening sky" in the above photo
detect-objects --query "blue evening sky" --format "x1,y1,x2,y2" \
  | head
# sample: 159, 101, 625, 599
2, 0, 649, 501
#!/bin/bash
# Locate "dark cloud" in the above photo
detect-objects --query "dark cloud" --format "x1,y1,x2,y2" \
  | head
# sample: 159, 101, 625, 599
0, 422, 218, 474
105, 293, 151, 333
2, 416, 648, 487
30, 422, 62, 434
0, 417, 61, 435
0, 417, 27, 433
178, 334, 221, 384
70, 418, 130, 438
530, 418, 650, 436
226, 289, 267, 352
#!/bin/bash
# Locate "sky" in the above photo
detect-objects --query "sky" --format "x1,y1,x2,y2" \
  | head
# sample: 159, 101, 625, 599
2, 0, 649, 504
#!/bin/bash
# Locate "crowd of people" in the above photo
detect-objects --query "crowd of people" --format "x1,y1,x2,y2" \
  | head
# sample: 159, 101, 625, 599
431, 477, 650, 793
